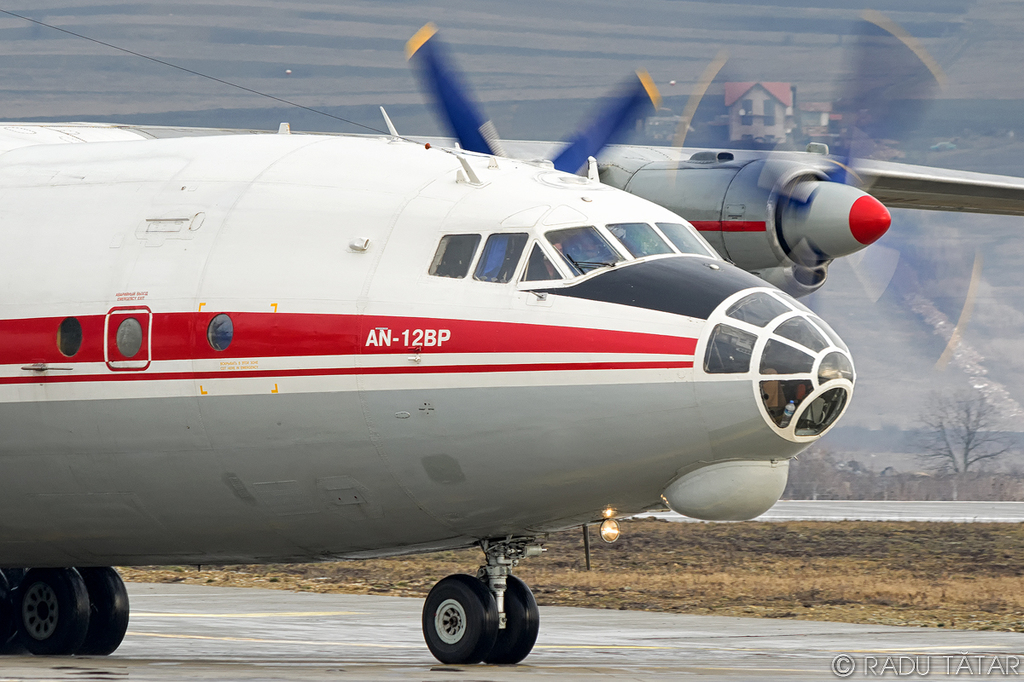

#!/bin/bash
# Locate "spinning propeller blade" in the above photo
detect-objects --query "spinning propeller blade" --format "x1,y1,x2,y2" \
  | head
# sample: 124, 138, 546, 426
406, 24, 660, 174
406, 23, 504, 156
551, 71, 661, 174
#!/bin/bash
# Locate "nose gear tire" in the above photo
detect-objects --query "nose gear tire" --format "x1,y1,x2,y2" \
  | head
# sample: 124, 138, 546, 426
17, 568, 90, 656
422, 574, 499, 664
77, 567, 130, 656
483, 575, 539, 664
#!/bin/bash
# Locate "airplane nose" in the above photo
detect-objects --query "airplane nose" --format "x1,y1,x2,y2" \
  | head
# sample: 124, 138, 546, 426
699, 288, 855, 441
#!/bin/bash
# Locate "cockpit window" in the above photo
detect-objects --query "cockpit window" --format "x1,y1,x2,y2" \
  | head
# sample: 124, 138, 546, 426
704, 324, 756, 374
774, 317, 828, 352
810, 316, 849, 352
522, 243, 563, 281
818, 352, 854, 383
760, 339, 815, 375
606, 223, 673, 258
474, 233, 528, 283
726, 292, 790, 327
795, 387, 848, 436
656, 222, 714, 256
546, 226, 623, 275
429, 234, 481, 279
760, 378, 814, 427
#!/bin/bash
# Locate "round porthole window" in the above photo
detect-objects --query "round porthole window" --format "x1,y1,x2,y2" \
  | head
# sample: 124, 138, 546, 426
56, 317, 82, 357
116, 318, 143, 358
207, 314, 233, 351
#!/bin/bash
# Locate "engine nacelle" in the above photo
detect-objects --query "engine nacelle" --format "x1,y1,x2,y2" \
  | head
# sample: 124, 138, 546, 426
661, 459, 789, 521
751, 264, 829, 298
601, 150, 891, 294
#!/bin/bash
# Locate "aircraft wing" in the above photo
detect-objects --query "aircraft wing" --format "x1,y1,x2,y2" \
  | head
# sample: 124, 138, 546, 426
854, 160, 1024, 217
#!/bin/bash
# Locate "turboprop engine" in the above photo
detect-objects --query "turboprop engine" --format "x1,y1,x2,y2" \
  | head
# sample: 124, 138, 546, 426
599, 149, 892, 297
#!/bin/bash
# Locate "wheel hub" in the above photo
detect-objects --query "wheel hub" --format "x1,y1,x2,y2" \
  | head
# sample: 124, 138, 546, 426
22, 581, 59, 641
435, 598, 467, 644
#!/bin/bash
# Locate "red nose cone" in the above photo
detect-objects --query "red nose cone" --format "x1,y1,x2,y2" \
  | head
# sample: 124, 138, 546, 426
849, 194, 891, 245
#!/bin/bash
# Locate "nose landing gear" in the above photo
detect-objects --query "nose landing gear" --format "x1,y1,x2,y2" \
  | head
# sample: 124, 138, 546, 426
421, 538, 542, 665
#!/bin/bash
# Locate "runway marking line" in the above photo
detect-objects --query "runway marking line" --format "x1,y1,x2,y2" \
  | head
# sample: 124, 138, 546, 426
132, 611, 366, 618
128, 632, 702, 651
127, 632, 416, 648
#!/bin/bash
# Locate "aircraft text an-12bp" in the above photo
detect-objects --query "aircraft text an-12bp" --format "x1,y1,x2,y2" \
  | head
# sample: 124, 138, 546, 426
0, 122, 855, 663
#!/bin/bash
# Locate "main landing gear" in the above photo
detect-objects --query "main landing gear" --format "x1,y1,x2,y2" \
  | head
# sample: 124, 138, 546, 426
422, 539, 542, 665
0, 567, 129, 656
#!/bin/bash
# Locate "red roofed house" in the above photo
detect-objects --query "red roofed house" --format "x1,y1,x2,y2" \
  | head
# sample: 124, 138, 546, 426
724, 82, 794, 145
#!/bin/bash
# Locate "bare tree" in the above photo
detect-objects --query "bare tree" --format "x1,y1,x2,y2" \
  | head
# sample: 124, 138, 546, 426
916, 390, 1015, 476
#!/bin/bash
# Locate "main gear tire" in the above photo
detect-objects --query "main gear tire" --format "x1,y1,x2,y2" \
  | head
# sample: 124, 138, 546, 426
17, 568, 90, 656
76, 568, 130, 656
422, 574, 499, 665
483, 575, 539, 664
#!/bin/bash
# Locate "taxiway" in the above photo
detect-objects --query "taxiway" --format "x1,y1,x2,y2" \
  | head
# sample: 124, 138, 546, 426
2, 583, 1022, 681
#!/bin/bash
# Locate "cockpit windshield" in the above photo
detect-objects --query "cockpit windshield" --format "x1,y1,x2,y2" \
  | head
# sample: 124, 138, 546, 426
545, 226, 623, 275
656, 222, 715, 257
606, 223, 673, 258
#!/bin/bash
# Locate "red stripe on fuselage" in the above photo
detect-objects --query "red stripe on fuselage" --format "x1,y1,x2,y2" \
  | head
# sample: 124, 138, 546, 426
0, 360, 695, 386
690, 221, 766, 233
0, 313, 697, 366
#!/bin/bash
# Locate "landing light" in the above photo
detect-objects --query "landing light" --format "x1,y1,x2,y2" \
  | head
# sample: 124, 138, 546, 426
599, 518, 620, 543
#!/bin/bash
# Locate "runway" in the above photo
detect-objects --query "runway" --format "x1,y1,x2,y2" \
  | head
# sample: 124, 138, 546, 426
642, 500, 1024, 523
3, 583, 1023, 681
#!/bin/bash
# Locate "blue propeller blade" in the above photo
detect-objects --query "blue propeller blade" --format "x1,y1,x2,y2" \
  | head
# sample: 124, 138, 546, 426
551, 72, 661, 174
406, 24, 502, 156
407, 24, 660, 174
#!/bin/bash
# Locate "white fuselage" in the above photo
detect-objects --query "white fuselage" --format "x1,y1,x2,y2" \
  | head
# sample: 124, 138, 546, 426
0, 129, 848, 567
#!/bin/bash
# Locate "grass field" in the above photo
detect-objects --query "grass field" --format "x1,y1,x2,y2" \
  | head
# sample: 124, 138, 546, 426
121, 519, 1024, 632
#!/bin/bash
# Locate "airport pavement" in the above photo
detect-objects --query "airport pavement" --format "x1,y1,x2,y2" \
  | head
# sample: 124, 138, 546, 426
641, 500, 1024, 523
3, 583, 1024, 681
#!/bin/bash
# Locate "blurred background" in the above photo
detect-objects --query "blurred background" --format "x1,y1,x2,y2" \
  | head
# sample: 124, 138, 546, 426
3, 1, 1024, 486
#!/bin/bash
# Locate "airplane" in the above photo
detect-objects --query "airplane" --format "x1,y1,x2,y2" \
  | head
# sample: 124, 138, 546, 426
0, 13, 1021, 669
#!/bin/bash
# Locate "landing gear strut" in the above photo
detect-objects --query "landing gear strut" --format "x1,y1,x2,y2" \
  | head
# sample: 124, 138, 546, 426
422, 539, 541, 665
1, 567, 129, 657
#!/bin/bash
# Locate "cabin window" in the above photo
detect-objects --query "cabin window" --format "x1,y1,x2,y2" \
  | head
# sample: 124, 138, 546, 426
429, 234, 481, 278
545, 226, 623, 275
606, 223, 672, 258
522, 243, 563, 281
57, 317, 82, 357
704, 324, 756, 374
656, 222, 714, 256
474, 233, 529, 283
116, 318, 143, 358
207, 314, 234, 351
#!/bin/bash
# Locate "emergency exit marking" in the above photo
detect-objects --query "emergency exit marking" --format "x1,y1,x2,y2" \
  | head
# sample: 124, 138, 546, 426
199, 386, 208, 395
271, 384, 279, 394
198, 302, 206, 312
271, 303, 278, 313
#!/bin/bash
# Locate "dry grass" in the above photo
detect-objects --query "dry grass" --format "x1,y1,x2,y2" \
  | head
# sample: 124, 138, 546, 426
120, 519, 1024, 631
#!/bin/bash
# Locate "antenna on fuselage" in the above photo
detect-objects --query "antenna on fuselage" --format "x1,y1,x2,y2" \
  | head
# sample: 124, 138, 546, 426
379, 106, 400, 139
